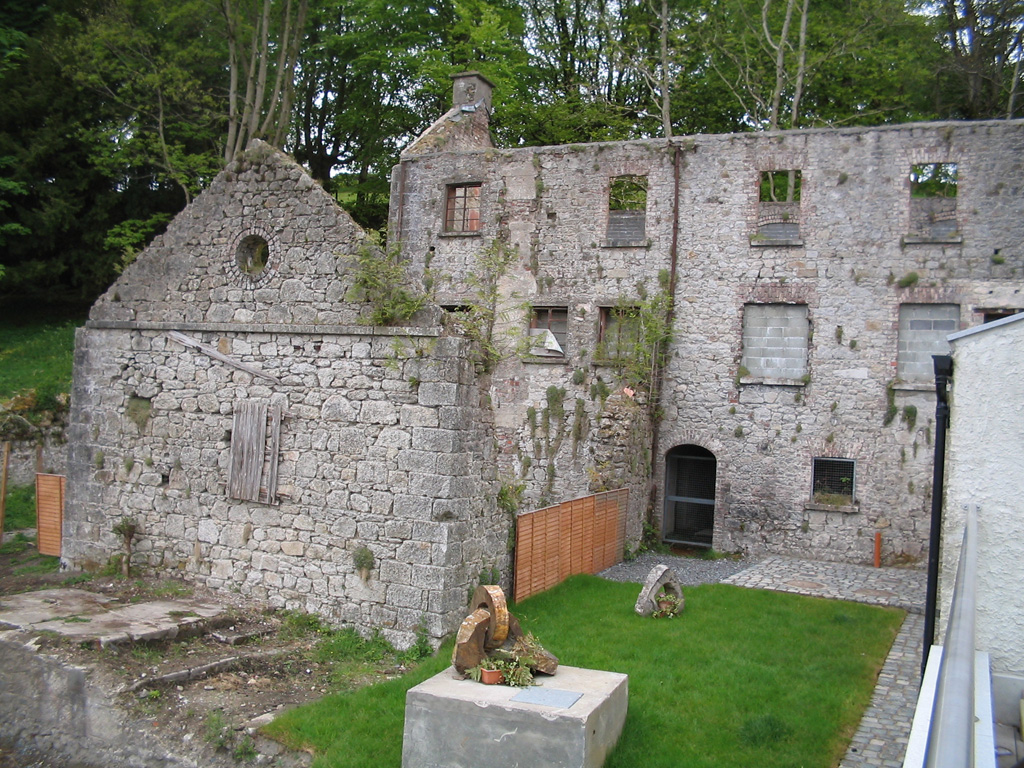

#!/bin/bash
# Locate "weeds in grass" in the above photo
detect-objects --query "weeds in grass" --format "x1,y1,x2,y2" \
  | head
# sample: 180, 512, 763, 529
204, 710, 232, 750
0, 532, 32, 555
13, 554, 60, 575
233, 734, 257, 761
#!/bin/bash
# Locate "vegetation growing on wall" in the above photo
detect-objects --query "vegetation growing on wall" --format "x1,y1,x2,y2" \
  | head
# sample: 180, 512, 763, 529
345, 234, 426, 325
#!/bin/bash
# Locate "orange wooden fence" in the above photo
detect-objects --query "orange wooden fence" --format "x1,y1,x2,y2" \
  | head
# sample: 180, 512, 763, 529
36, 473, 64, 557
513, 488, 628, 603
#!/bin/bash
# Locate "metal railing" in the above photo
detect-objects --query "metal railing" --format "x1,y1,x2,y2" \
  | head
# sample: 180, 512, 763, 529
924, 504, 980, 768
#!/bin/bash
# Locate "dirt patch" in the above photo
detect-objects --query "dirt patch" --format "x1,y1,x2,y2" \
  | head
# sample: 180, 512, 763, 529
0, 533, 417, 766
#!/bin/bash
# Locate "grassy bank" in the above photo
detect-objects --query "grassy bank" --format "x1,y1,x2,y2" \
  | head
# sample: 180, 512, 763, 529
264, 575, 904, 768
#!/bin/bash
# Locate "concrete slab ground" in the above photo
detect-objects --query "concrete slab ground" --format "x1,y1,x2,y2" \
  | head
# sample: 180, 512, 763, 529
403, 665, 628, 768
0, 588, 227, 646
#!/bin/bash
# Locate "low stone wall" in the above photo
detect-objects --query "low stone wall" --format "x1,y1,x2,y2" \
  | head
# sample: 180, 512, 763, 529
0, 632, 193, 768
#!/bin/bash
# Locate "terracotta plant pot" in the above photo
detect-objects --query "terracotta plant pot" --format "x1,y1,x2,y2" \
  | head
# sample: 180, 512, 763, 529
480, 667, 504, 685
657, 599, 675, 611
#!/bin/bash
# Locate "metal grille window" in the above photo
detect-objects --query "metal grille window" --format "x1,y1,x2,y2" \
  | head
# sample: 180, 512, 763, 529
597, 306, 641, 361
812, 458, 855, 504
445, 183, 482, 232
528, 306, 568, 357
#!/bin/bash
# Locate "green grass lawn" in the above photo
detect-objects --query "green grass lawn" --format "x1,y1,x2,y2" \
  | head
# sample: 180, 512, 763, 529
3, 483, 35, 530
0, 315, 80, 407
264, 575, 904, 768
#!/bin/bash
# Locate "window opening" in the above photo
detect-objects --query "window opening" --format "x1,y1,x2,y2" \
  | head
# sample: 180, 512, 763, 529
982, 308, 1022, 324
757, 170, 801, 241
236, 234, 270, 276
897, 304, 959, 383
812, 458, 855, 505
741, 303, 809, 382
606, 175, 647, 244
597, 306, 641, 361
445, 183, 482, 233
528, 306, 568, 357
909, 163, 958, 239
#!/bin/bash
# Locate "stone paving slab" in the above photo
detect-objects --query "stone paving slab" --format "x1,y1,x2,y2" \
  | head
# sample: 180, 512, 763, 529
724, 557, 927, 768
0, 588, 227, 647
723, 555, 926, 614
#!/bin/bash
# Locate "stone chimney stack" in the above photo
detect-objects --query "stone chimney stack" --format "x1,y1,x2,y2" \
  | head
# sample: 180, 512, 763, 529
451, 71, 494, 114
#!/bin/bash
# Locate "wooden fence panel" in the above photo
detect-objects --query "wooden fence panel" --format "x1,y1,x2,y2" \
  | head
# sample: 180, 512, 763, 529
513, 489, 628, 603
36, 473, 64, 557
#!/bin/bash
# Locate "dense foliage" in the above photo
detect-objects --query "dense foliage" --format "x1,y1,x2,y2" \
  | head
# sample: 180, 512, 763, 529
0, 0, 1020, 305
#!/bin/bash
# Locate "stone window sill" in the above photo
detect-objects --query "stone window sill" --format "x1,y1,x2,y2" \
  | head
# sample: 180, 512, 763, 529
750, 238, 804, 248
804, 501, 859, 514
601, 239, 650, 249
438, 230, 483, 238
891, 381, 935, 392
739, 376, 808, 387
902, 235, 962, 245
523, 355, 567, 365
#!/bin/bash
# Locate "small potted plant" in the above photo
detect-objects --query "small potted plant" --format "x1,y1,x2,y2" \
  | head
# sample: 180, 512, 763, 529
470, 657, 504, 685
652, 590, 682, 618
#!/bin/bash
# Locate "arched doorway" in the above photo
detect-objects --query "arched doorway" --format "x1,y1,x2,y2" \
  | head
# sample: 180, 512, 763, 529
664, 445, 717, 547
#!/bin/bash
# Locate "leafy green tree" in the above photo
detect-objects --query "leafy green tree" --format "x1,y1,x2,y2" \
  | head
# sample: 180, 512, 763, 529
57, 0, 225, 204
930, 0, 1024, 118
703, 0, 941, 129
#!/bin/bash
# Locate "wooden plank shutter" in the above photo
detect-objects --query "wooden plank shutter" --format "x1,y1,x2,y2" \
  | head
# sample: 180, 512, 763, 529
229, 401, 267, 502
36, 473, 64, 556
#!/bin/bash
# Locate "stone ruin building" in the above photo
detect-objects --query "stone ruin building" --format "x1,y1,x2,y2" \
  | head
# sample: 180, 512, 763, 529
62, 73, 1024, 646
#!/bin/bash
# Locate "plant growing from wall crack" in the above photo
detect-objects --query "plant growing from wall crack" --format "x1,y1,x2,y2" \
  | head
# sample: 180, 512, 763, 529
447, 238, 518, 373
345, 233, 426, 325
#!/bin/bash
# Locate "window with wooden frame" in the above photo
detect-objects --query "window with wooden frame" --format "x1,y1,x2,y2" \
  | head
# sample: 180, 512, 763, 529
228, 400, 282, 504
445, 183, 482, 233
597, 306, 642, 362
528, 306, 568, 357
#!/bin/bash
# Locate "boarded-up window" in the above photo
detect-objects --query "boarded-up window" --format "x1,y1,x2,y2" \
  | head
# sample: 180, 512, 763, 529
741, 303, 809, 381
228, 400, 281, 504
897, 304, 959, 383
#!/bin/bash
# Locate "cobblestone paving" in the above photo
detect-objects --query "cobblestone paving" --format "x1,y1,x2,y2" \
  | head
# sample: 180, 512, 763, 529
722, 555, 926, 613
723, 556, 926, 768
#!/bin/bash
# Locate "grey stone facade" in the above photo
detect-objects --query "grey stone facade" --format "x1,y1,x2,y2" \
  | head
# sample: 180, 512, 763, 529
65, 73, 1024, 647
63, 142, 503, 648
391, 76, 1024, 565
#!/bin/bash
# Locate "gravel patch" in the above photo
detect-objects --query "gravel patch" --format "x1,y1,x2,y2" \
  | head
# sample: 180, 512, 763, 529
597, 551, 758, 586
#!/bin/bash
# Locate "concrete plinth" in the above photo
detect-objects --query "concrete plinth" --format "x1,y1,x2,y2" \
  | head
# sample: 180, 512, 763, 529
402, 665, 628, 768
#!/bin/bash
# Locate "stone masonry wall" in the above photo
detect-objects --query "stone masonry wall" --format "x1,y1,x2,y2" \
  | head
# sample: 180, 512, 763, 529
392, 119, 1024, 564
64, 142, 506, 648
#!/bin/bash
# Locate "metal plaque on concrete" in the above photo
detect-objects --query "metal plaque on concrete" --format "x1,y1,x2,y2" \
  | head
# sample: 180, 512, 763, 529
511, 687, 583, 709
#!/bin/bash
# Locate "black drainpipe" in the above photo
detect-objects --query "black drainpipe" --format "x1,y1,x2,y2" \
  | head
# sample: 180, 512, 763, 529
922, 353, 953, 676
647, 142, 683, 537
